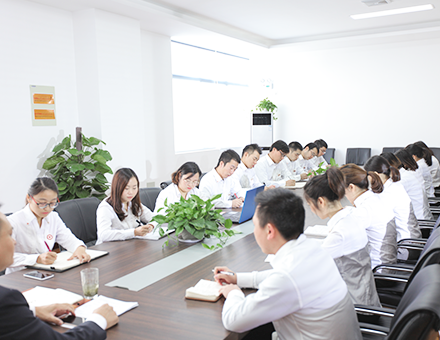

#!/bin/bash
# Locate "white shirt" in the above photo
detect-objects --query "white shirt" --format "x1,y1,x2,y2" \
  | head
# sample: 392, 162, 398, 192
7, 205, 85, 274
96, 199, 153, 245
222, 235, 361, 340
199, 168, 246, 208
278, 157, 301, 181
428, 156, 440, 188
295, 155, 318, 175
230, 162, 263, 189
310, 155, 328, 168
380, 179, 420, 241
416, 159, 435, 197
399, 168, 433, 220
353, 190, 397, 268
254, 155, 287, 187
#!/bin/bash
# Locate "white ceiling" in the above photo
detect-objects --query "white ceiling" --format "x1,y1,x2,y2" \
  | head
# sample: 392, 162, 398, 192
29, 0, 440, 48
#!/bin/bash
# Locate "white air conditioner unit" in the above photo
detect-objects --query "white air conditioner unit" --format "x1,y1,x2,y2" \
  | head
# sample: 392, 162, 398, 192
362, 0, 391, 6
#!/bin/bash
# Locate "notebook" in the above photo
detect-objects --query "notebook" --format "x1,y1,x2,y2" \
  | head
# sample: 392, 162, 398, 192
185, 279, 222, 302
27, 249, 109, 272
222, 185, 265, 224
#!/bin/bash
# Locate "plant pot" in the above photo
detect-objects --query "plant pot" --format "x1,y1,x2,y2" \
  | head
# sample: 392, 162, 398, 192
178, 229, 204, 243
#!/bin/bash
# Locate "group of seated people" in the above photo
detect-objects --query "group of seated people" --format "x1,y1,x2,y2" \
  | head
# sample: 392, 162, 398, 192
1, 138, 439, 339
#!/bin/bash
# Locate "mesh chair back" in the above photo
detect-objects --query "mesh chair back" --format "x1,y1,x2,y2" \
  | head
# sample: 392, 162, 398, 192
139, 187, 161, 212
323, 148, 335, 164
346, 148, 371, 166
382, 147, 403, 154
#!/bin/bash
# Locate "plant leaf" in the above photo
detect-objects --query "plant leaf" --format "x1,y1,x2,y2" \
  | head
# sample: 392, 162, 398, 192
67, 163, 85, 173
42, 156, 64, 170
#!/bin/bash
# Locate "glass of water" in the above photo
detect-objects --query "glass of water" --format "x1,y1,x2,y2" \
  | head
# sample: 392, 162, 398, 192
80, 268, 99, 299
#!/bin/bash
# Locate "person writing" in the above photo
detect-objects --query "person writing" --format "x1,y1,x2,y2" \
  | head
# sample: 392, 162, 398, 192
0, 212, 119, 339
96, 168, 153, 245
277, 141, 304, 181
214, 189, 362, 340
199, 149, 245, 208
7, 177, 90, 274
230, 144, 264, 189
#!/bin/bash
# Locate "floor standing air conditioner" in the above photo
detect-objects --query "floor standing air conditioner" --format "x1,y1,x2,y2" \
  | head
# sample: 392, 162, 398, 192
251, 112, 273, 150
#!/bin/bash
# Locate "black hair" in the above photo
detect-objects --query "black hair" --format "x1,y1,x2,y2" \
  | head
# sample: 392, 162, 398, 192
340, 164, 383, 194
28, 177, 59, 197
380, 152, 401, 169
254, 188, 304, 241
314, 139, 328, 149
304, 167, 346, 206
269, 140, 289, 154
242, 144, 262, 157
288, 141, 303, 152
172, 162, 202, 185
413, 141, 433, 166
304, 142, 318, 152
406, 143, 432, 165
364, 155, 400, 182
395, 149, 418, 171
216, 149, 241, 168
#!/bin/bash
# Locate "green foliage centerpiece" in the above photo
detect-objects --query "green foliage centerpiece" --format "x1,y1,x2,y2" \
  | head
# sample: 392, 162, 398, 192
151, 194, 239, 250
308, 158, 338, 176
42, 134, 112, 201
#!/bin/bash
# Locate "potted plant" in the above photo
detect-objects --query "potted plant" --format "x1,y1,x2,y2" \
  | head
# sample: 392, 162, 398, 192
308, 158, 338, 176
42, 133, 113, 201
150, 194, 239, 250
253, 97, 278, 121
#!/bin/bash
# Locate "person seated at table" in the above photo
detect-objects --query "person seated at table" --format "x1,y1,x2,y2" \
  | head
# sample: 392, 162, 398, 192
278, 141, 305, 181
304, 168, 381, 307
214, 188, 362, 340
364, 156, 421, 242
294, 142, 319, 176
0, 212, 119, 339
7, 177, 90, 274
406, 143, 435, 197
96, 168, 153, 245
230, 144, 264, 189
414, 141, 440, 190
311, 139, 329, 168
254, 140, 296, 187
199, 149, 246, 208
340, 164, 397, 269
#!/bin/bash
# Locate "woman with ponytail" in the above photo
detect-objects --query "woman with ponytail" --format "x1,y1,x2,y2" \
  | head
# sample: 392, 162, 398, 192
340, 164, 397, 269
393, 150, 433, 220
414, 141, 440, 189
406, 144, 434, 197
364, 156, 421, 242
304, 168, 380, 307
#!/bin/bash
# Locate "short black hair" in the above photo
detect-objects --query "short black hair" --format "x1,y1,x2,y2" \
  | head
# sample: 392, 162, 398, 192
304, 142, 318, 152
216, 149, 241, 168
288, 141, 303, 152
255, 188, 305, 241
242, 144, 262, 157
314, 139, 328, 149
269, 140, 289, 154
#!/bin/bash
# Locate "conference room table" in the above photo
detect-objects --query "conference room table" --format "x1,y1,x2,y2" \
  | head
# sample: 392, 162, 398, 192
0, 188, 330, 340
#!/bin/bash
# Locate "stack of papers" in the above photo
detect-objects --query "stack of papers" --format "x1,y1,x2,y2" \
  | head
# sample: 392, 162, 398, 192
75, 295, 139, 317
23, 286, 83, 306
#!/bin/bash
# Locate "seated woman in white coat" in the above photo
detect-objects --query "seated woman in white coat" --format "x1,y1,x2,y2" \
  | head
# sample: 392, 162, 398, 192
364, 156, 421, 242
392, 150, 433, 220
340, 164, 397, 269
406, 143, 435, 197
415, 141, 440, 189
303, 168, 381, 307
96, 168, 153, 245
7, 177, 90, 274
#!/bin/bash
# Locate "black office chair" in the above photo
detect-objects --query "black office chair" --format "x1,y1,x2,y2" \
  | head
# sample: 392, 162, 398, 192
160, 180, 172, 189
346, 148, 371, 166
431, 147, 440, 162
54, 197, 101, 246
323, 148, 335, 164
382, 147, 402, 154
139, 187, 161, 212
357, 264, 440, 339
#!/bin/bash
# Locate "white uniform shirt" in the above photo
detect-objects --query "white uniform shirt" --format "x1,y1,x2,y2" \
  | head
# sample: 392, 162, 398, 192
416, 159, 435, 197
399, 168, 433, 220
311, 155, 328, 168
199, 169, 246, 208
428, 156, 440, 188
295, 155, 318, 175
380, 179, 419, 241
96, 199, 153, 245
353, 190, 397, 268
7, 205, 85, 274
223, 235, 361, 340
230, 162, 263, 189
254, 155, 287, 187
278, 157, 301, 181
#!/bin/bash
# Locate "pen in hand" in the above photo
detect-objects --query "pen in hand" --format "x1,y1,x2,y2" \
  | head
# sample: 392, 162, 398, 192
212, 269, 234, 276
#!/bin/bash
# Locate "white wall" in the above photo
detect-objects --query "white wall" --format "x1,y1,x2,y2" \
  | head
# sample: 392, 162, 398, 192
268, 33, 440, 165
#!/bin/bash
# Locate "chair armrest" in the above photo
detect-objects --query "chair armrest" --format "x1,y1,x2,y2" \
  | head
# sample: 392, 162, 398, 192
397, 238, 426, 246
373, 263, 414, 273
374, 272, 409, 283
355, 305, 395, 317
359, 322, 389, 337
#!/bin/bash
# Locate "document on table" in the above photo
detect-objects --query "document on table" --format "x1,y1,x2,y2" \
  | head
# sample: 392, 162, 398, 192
136, 226, 174, 240
75, 295, 139, 318
23, 286, 83, 307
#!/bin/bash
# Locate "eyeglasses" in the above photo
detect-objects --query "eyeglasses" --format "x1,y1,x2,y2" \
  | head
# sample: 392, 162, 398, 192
279, 150, 286, 158
30, 196, 59, 209
184, 178, 200, 186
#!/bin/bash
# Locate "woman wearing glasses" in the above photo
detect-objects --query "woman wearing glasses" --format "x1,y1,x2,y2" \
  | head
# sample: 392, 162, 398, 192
6, 177, 90, 274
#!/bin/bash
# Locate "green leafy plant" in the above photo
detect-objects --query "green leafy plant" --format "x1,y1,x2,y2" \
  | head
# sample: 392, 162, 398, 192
308, 158, 338, 177
150, 194, 239, 250
42, 134, 113, 201
252, 97, 278, 121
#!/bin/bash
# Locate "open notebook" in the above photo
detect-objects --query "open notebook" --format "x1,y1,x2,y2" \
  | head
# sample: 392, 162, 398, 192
185, 279, 223, 302
27, 249, 108, 272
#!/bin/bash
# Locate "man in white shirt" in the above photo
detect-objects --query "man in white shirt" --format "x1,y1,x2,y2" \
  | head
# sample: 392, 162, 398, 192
254, 140, 296, 187
311, 139, 329, 168
231, 144, 264, 189
199, 149, 246, 208
214, 189, 362, 340
295, 142, 319, 176
278, 141, 304, 181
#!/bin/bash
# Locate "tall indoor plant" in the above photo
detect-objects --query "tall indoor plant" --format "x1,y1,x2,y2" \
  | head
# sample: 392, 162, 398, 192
253, 97, 278, 121
42, 133, 113, 201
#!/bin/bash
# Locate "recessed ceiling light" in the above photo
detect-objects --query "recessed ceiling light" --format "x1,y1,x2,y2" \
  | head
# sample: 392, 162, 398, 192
351, 4, 434, 20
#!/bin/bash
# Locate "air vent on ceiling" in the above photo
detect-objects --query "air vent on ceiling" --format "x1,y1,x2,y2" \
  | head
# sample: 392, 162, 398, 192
362, 0, 392, 6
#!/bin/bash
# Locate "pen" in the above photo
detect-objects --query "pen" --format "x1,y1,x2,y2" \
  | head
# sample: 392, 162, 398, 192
44, 241, 51, 252
234, 193, 238, 199
212, 269, 234, 276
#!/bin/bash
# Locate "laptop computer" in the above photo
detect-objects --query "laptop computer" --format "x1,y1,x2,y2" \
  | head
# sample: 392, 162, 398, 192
222, 185, 265, 223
